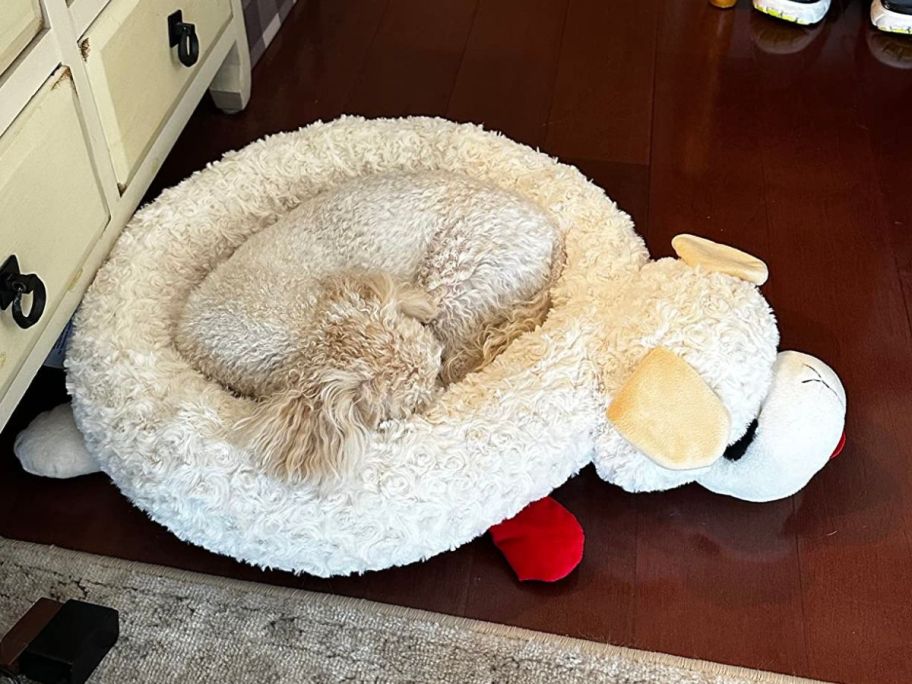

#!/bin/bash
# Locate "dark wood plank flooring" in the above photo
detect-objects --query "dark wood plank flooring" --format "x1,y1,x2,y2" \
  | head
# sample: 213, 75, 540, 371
3, 1, 912, 681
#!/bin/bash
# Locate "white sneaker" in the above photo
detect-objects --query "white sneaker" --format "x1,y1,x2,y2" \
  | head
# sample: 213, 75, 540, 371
752, 0, 830, 25
870, 0, 912, 34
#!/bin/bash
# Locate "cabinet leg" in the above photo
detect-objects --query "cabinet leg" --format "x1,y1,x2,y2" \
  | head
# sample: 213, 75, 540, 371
209, 9, 251, 114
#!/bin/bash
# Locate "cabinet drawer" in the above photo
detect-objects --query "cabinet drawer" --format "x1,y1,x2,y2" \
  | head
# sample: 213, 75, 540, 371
82, 0, 232, 186
0, 0, 43, 77
0, 68, 109, 397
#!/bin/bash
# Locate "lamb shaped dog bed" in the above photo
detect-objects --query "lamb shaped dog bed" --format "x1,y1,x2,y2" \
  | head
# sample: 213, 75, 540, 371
16, 117, 847, 577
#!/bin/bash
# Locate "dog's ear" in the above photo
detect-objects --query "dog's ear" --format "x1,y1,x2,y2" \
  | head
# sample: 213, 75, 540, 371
394, 282, 438, 323
240, 368, 376, 486
342, 271, 437, 323
307, 368, 378, 479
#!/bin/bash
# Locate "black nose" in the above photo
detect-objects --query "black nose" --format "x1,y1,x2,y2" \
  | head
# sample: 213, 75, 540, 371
723, 419, 759, 461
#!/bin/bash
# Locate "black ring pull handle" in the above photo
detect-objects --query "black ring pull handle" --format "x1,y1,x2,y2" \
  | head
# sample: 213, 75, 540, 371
168, 10, 199, 67
1, 255, 47, 330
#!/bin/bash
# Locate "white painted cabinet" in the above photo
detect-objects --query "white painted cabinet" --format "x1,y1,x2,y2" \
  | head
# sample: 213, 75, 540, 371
0, 0, 43, 77
82, 0, 233, 185
0, 0, 251, 429
0, 68, 109, 399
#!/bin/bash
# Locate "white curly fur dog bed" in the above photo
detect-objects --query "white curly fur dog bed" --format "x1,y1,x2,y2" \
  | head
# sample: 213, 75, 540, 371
66, 117, 649, 577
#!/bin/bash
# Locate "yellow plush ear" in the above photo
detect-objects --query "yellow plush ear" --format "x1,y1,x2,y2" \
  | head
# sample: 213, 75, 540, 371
607, 348, 730, 470
671, 234, 768, 285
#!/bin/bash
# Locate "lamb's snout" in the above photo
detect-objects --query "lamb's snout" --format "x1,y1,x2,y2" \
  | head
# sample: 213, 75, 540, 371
698, 350, 847, 502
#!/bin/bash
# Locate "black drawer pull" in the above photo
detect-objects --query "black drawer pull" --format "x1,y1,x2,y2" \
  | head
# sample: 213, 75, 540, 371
1, 255, 47, 330
168, 10, 199, 67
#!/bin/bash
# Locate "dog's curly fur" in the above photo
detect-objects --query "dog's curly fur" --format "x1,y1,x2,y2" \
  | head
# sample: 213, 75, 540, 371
234, 273, 441, 484
175, 172, 562, 484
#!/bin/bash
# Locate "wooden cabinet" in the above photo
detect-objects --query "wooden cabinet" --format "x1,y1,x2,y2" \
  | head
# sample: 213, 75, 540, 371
0, 68, 109, 399
0, 0, 43, 77
83, 0, 233, 185
0, 0, 251, 428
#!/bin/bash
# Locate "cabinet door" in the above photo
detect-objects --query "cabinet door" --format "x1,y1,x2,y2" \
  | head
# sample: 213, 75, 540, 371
82, 0, 232, 186
0, 0, 43, 76
0, 68, 109, 397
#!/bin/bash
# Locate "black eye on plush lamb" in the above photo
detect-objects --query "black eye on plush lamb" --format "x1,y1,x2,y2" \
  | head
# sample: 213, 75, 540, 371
722, 418, 759, 462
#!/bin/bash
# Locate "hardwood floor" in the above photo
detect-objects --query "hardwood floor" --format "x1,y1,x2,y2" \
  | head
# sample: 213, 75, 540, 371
3, 1, 912, 681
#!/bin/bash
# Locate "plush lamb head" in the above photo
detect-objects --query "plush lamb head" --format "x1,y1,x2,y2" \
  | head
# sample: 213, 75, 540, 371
698, 350, 846, 502
593, 234, 846, 502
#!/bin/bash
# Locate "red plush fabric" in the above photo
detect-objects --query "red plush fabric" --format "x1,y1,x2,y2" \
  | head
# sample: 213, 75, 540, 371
830, 431, 846, 460
489, 497, 584, 582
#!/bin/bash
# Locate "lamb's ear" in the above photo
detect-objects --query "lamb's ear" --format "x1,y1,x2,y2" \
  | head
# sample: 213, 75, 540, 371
671, 234, 768, 285
607, 347, 731, 470
394, 282, 438, 323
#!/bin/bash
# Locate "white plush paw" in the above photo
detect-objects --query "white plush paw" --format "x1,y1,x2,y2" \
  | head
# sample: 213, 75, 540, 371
14, 403, 100, 479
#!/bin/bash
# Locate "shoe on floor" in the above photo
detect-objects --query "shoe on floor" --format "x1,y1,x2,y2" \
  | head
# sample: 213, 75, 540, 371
871, 0, 912, 34
752, 0, 830, 25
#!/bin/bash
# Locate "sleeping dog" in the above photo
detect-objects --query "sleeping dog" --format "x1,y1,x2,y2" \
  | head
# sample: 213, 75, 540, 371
176, 172, 562, 485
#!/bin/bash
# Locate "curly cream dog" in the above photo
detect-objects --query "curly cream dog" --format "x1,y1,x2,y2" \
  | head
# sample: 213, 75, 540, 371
176, 172, 562, 484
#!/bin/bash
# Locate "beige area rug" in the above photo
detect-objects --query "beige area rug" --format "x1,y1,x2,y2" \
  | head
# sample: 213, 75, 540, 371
0, 538, 826, 684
